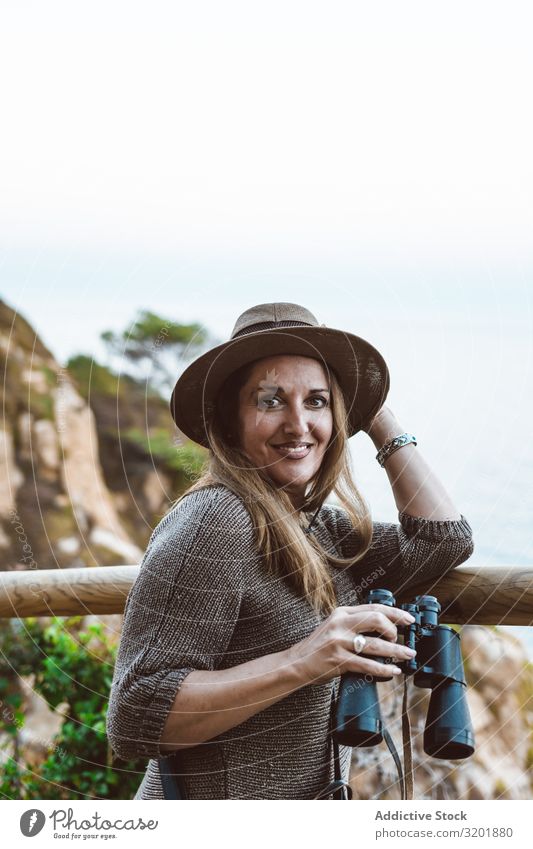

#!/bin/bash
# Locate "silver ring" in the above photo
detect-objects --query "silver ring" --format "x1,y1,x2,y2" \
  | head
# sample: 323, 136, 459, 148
352, 634, 367, 654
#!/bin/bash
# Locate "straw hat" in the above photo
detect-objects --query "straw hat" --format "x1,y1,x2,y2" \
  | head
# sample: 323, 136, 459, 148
170, 302, 389, 448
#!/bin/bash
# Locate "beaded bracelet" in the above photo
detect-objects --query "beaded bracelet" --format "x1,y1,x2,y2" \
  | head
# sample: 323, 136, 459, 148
376, 433, 417, 467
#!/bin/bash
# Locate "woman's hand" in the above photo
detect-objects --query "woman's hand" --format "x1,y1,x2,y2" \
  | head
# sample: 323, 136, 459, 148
287, 603, 417, 687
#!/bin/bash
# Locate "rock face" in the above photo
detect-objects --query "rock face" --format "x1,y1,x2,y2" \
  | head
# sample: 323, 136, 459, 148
0, 427, 24, 520
55, 378, 142, 564
349, 626, 533, 800
0, 299, 143, 570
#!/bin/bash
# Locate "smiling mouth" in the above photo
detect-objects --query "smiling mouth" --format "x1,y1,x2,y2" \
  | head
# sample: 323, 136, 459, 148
272, 442, 314, 447
271, 443, 314, 458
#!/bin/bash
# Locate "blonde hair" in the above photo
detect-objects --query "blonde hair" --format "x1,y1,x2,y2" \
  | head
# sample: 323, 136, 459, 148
169, 357, 373, 616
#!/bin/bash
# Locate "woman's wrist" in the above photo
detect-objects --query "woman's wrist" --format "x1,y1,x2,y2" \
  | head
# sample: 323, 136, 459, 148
284, 643, 315, 689
364, 405, 405, 449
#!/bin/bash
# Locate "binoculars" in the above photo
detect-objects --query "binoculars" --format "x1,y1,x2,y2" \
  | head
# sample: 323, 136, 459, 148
333, 588, 475, 760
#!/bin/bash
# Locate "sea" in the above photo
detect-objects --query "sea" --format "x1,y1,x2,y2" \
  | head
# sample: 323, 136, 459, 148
344, 313, 533, 658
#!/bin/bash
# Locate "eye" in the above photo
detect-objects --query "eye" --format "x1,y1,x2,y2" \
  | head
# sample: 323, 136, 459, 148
309, 396, 329, 407
256, 394, 329, 409
257, 396, 279, 409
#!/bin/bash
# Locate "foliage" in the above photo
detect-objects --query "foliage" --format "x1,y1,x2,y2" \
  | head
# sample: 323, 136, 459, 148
100, 309, 211, 393
0, 618, 144, 800
101, 309, 206, 357
0, 298, 51, 358
66, 355, 123, 399
123, 427, 206, 476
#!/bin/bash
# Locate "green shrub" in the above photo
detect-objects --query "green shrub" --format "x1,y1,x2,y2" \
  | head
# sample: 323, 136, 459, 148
0, 618, 145, 800
124, 427, 206, 476
66, 355, 120, 398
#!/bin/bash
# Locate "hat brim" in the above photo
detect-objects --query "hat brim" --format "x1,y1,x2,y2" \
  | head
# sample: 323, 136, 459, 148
170, 326, 389, 448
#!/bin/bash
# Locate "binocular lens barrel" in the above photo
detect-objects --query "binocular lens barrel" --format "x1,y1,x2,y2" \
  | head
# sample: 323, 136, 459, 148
334, 588, 396, 746
334, 675, 384, 747
424, 680, 475, 759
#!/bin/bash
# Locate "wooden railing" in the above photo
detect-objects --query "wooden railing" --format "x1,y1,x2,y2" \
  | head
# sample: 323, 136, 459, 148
0, 564, 532, 625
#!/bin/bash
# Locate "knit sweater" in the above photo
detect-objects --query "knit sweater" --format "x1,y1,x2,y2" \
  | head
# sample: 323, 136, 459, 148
106, 484, 474, 800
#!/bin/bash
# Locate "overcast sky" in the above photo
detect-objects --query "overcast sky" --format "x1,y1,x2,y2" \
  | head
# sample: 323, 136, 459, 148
1, 0, 531, 364
1, 1, 531, 258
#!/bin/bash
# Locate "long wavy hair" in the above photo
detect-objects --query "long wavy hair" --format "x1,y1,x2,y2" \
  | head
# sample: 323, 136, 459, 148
169, 356, 374, 616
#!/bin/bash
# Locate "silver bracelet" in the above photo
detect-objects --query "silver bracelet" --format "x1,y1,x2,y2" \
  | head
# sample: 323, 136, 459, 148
376, 433, 417, 467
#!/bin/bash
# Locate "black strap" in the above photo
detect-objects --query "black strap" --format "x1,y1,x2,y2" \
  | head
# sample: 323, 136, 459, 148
314, 688, 353, 800
158, 753, 188, 799
315, 681, 412, 801
381, 677, 413, 800
402, 676, 414, 799
383, 727, 405, 799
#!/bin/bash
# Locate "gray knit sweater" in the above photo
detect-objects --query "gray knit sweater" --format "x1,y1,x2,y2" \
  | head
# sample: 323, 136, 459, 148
106, 484, 474, 800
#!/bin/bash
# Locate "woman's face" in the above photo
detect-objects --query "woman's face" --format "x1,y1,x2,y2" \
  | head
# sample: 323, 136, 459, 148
237, 355, 334, 509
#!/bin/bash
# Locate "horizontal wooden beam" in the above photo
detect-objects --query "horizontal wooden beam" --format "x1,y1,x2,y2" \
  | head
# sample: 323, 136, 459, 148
0, 564, 532, 625
397, 566, 533, 626
0, 566, 138, 618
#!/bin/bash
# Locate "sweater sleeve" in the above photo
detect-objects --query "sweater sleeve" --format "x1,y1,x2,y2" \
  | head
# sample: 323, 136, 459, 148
325, 505, 474, 599
105, 485, 258, 761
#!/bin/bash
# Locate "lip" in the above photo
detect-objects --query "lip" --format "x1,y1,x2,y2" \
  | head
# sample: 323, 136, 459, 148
271, 442, 315, 448
271, 443, 314, 459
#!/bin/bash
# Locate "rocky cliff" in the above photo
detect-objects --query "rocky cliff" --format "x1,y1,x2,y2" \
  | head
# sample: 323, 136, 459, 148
0, 299, 143, 570
0, 298, 205, 572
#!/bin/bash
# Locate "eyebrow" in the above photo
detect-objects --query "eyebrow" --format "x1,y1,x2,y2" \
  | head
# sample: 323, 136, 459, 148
250, 386, 330, 396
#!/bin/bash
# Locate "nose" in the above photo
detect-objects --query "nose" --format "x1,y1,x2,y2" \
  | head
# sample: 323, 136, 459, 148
280, 402, 313, 439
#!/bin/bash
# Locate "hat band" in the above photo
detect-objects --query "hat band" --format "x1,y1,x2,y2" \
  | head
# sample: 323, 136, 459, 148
232, 319, 314, 339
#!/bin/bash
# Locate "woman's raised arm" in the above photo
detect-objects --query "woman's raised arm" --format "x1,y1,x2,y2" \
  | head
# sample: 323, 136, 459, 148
365, 405, 462, 520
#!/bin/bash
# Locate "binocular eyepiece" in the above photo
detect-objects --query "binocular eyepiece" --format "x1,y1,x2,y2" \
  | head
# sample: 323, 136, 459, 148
334, 588, 475, 760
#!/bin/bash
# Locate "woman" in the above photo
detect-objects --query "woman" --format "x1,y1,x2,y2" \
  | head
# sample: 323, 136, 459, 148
106, 301, 474, 800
